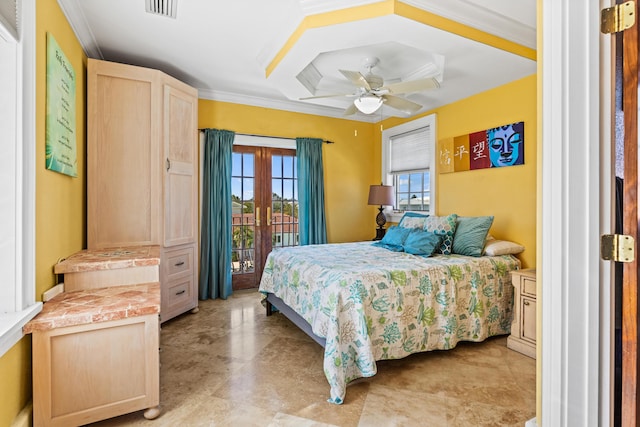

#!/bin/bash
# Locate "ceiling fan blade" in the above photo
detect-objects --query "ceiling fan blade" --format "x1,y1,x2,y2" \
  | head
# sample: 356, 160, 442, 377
339, 69, 371, 91
384, 77, 440, 95
300, 93, 353, 100
343, 103, 358, 116
383, 95, 422, 114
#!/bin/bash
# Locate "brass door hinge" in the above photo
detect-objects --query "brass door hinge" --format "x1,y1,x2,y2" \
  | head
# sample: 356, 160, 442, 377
601, 234, 635, 262
601, 1, 636, 34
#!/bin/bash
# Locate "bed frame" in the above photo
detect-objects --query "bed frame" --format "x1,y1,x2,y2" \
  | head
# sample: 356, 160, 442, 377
265, 293, 326, 348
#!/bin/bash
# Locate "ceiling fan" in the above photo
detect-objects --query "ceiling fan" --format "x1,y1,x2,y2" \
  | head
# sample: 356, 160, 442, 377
300, 57, 440, 116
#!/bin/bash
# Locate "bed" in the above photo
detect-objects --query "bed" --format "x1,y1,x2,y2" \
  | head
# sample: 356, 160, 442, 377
258, 232, 521, 404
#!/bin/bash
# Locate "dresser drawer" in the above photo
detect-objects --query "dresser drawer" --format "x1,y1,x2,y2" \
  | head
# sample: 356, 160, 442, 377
165, 246, 194, 279
160, 244, 198, 322
164, 276, 194, 313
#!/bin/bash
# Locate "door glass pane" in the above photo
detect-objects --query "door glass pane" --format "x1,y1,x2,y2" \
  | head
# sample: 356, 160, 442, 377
243, 153, 254, 176
231, 152, 255, 274
272, 155, 282, 178
272, 154, 298, 248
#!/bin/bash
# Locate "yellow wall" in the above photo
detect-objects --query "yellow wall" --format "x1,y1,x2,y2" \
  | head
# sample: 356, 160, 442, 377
0, 0, 86, 425
376, 75, 537, 269
0, 340, 31, 427
199, 101, 378, 242
35, 0, 87, 298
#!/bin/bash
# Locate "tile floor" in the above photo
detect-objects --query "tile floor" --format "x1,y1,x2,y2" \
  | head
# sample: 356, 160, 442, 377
88, 290, 536, 427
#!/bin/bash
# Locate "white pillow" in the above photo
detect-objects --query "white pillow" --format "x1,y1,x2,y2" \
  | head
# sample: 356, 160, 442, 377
483, 239, 525, 256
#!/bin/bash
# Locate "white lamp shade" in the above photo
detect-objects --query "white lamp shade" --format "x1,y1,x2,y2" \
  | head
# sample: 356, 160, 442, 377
354, 95, 383, 114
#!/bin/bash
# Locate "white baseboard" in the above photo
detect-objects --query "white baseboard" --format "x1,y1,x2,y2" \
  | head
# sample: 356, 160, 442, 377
10, 401, 32, 427
525, 417, 537, 427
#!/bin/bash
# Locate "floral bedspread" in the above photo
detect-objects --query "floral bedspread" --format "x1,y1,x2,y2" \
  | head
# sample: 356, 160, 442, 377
258, 241, 520, 404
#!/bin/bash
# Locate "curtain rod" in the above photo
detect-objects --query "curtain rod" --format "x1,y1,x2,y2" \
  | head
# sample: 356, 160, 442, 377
199, 130, 334, 144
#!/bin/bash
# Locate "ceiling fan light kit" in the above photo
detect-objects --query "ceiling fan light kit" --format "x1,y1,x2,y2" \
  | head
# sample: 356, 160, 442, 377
354, 95, 383, 114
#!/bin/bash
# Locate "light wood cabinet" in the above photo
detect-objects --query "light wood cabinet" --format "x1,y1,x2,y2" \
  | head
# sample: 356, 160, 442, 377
32, 314, 160, 426
507, 269, 537, 358
88, 59, 199, 322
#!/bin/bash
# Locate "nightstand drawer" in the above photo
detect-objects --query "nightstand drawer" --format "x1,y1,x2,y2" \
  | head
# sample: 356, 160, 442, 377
522, 277, 536, 297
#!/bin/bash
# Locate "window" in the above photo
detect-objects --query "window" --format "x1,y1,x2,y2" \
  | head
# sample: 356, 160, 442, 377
394, 172, 430, 211
0, 0, 40, 358
382, 114, 436, 223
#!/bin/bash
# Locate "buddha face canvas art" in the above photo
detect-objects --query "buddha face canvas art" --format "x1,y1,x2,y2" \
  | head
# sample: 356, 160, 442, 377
487, 122, 524, 167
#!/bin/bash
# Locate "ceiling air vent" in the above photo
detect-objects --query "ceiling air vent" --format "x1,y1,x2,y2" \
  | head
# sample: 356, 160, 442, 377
145, 0, 177, 19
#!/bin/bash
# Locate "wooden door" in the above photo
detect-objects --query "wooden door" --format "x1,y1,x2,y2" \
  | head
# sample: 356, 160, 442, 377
619, 2, 640, 423
163, 81, 198, 247
231, 146, 298, 290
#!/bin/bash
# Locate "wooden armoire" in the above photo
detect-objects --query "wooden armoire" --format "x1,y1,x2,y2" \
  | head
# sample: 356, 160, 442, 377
87, 59, 199, 322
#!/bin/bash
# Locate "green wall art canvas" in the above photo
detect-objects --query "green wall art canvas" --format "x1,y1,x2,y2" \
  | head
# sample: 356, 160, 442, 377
45, 33, 77, 177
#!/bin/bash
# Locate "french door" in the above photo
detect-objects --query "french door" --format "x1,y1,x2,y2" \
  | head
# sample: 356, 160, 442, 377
231, 145, 299, 290
617, 2, 639, 424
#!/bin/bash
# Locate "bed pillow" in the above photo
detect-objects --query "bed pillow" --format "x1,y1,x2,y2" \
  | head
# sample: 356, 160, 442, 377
397, 212, 430, 229
403, 229, 442, 256
423, 214, 458, 255
452, 216, 494, 257
483, 239, 525, 256
373, 226, 412, 251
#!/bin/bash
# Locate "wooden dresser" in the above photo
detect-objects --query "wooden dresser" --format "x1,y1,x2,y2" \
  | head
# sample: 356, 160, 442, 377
507, 268, 537, 358
87, 58, 199, 322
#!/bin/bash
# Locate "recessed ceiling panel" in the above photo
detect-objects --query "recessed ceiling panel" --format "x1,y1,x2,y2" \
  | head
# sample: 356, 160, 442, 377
268, 14, 535, 117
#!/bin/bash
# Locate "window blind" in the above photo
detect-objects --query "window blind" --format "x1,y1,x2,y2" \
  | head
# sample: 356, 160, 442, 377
389, 126, 431, 174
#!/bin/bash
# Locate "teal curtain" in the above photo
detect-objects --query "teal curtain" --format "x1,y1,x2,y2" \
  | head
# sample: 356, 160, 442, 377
199, 129, 235, 299
296, 137, 327, 245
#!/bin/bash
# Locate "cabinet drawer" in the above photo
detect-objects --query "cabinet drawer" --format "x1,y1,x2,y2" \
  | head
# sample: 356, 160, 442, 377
164, 276, 194, 311
522, 277, 536, 297
165, 247, 194, 279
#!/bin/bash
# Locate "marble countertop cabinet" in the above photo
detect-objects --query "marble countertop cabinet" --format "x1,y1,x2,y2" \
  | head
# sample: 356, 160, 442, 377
23, 282, 160, 333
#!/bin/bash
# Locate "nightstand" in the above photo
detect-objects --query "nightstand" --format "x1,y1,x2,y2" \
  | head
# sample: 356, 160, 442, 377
507, 269, 536, 359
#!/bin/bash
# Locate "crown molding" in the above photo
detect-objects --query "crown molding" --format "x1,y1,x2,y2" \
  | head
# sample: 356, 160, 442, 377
56, 0, 103, 58
197, 88, 380, 123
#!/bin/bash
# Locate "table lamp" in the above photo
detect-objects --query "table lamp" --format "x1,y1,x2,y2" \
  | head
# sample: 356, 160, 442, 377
368, 184, 394, 240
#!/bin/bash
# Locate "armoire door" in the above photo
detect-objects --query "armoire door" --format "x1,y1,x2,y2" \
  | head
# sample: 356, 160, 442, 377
163, 81, 198, 247
231, 146, 298, 290
87, 59, 161, 248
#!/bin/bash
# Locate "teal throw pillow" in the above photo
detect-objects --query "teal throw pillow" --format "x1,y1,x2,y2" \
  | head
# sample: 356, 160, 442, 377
373, 226, 411, 252
423, 213, 459, 255
403, 229, 442, 256
452, 216, 495, 257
